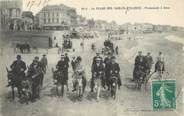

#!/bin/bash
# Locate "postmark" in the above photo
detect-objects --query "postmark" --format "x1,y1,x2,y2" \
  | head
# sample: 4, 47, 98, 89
151, 79, 176, 110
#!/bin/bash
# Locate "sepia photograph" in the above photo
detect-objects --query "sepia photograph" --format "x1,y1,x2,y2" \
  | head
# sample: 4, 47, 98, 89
0, 0, 184, 116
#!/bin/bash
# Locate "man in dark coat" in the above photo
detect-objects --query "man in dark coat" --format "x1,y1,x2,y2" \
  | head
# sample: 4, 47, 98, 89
133, 51, 144, 81
144, 52, 154, 75
64, 53, 70, 83
91, 57, 105, 92
10, 55, 26, 80
56, 54, 69, 91
104, 52, 112, 90
28, 56, 43, 101
64, 53, 70, 64
109, 56, 122, 89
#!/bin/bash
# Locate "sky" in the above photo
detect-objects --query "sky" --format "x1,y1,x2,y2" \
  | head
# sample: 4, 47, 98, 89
21, 0, 184, 27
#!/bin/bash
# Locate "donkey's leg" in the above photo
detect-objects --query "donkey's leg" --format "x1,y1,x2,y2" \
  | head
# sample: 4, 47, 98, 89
110, 86, 113, 97
18, 84, 23, 99
114, 86, 117, 100
97, 86, 100, 100
66, 81, 69, 91
79, 87, 81, 97
56, 86, 59, 97
61, 84, 64, 98
12, 86, 15, 100
37, 86, 41, 99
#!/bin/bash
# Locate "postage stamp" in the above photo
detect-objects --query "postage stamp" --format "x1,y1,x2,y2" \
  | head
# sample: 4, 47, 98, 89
151, 80, 176, 110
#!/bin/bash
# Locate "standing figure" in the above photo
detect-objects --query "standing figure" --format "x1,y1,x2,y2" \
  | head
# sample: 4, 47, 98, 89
144, 52, 154, 75
28, 57, 43, 102
64, 53, 70, 88
157, 51, 165, 63
56, 54, 69, 91
40, 54, 48, 74
9, 55, 26, 99
10, 55, 26, 81
72, 56, 87, 96
155, 51, 165, 78
104, 52, 112, 90
133, 51, 144, 81
91, 56, 105, 92
109, 56, 122, 89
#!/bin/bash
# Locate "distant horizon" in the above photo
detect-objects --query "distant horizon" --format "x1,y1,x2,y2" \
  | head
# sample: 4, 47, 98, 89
22, 0, 184, 27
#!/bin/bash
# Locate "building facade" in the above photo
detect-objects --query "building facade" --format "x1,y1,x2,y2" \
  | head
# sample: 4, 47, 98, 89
22, 11, 34, 31
36, 4, 77, 30
0, 0, 23, 30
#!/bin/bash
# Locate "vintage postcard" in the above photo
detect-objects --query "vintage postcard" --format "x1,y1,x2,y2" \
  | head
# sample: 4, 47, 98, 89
0, 0, 184, 116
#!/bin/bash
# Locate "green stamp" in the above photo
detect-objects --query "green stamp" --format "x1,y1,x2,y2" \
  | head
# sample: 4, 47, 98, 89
152, 80, 176, 110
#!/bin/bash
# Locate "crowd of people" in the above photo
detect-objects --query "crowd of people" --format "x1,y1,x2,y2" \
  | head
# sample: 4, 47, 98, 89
8, 54, 48, 102
7, 38, 166, 102
7, 49, 123, 101
133, 51, 165, 89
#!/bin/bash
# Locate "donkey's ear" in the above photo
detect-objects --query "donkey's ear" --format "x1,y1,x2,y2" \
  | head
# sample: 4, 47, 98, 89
6, 67, 9, 72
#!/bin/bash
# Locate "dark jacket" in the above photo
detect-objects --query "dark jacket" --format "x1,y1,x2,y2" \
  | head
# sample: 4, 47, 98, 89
40, 57, 48, 67
56, 60, 69, 71
104, 57, 112, 72
134, 55, 145, 69
92, 63, 105, 76
65, 56, 70, 64
28, 62, 43, 77
109, 62, 120, 77
10, 60, 26, 75
155, 61, 165, 72
144, 55, 153, 69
